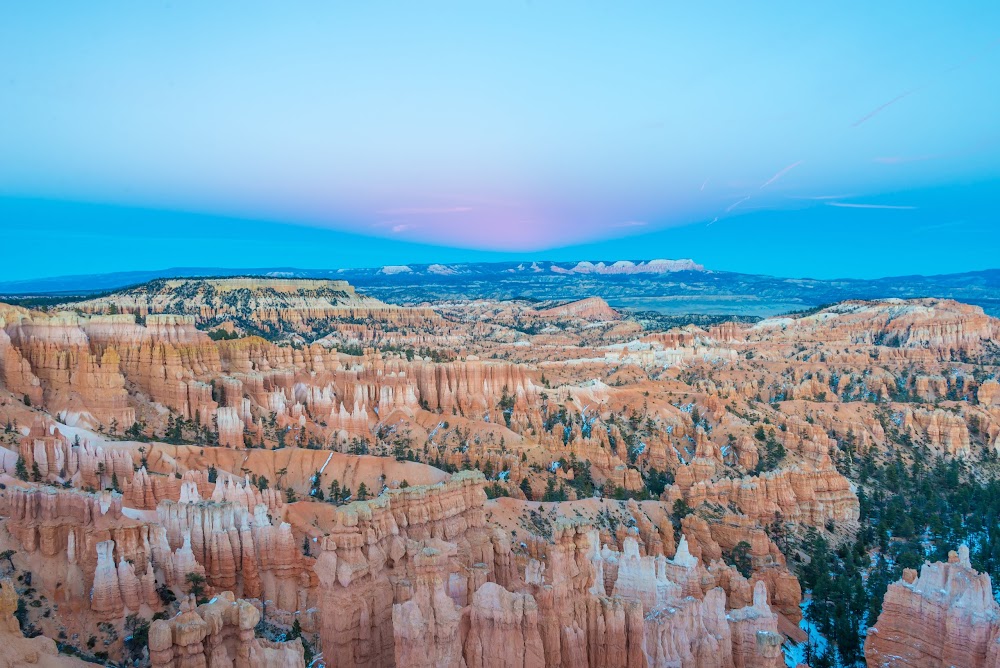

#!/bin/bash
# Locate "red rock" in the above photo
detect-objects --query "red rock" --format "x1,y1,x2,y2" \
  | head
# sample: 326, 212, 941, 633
865, 545, 1000, 668
149, 592, 304, 667
534, 297, 621, 321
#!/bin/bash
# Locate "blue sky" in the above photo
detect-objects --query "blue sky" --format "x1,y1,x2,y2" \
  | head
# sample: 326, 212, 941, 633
2, 2, 999, 280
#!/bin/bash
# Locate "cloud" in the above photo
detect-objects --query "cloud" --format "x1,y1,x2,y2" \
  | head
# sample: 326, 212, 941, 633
915, 220, 968, 232
380, 206, 473, 215
826, 202, 916, 210
788, 194, 856, 200
760, 160, 802, 189
873, 155, 935, 164
613, 220, 647, 228
725, 195, 752, 212
391, 224, 415, 233
852, 89, 916, 127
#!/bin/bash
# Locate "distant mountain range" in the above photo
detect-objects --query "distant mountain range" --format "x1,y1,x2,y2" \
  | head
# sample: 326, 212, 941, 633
0, 259, 704, 294
2, 260, 999, 317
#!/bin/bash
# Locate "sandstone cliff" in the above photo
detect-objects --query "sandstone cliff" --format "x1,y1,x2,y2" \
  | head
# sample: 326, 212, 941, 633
865, 546, 1000, 668
148, 592, 304, 667
0, 578, 99, 667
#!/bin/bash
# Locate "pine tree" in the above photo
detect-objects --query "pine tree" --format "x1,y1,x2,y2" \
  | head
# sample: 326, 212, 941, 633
185, 572, 207, 603
672, 498, 693, 525
15, 456, 28, 481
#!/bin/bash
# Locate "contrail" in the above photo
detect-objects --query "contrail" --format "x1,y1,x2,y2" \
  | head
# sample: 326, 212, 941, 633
852, 36, 996, 128
760, 161, 802, 189
787, 194, 855, 201
852, 90, 916, 127
873, 155, 935, 164
381, 206, 473, 215
827, 202, 916, 210
726, 195, 751, 212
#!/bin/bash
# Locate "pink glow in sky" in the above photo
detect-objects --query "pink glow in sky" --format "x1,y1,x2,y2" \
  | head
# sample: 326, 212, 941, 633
1, 2, 999, 255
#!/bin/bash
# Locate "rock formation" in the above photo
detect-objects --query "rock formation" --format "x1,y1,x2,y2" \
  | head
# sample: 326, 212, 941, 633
2, 287, 1000, 667
535, 297, 620, 321
0, 578, 99, 666
463, 582, 545, 668
865, 546, 1000, 668
313, 473, 797, 668
148, 592, 304, 667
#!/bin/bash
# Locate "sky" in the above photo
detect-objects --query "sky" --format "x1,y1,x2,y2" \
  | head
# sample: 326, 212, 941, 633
1, 1, 999, 281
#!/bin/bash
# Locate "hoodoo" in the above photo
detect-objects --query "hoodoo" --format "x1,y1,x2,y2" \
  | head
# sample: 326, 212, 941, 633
0, 282, 997, 667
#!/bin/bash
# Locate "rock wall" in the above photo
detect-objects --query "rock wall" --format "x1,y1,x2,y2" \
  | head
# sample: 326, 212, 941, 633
865, 546, 1000, 668
148, 592, 304, 668
0, 578, 99, 667
314, 470, 500, 668
669, 455, 859, 526
153, 496, 307, 611
314, 472, 795, 668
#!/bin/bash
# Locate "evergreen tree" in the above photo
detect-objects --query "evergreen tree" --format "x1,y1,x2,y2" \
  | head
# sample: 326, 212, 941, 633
728, 541, 753, 578
185, 572, 208, 604
15, 456, 28, 481
672, 498, 693, 525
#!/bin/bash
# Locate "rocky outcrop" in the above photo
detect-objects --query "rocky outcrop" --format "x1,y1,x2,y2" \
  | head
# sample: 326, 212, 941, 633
979, 379, 1000, 406
669, 456, 859, 526
901, 407, 971, 456
535, 297, 620, 321
148, 592, 304, 668
554, 259, 704, 275
90, 540, 125, 619
463, 582, 544, 668
154, 497, 306, 610
0, 320, 43, 407
71, 278, 442, 336
0, 578, 99, 667
4, 313, 135, 428
392, 542, 464, 668
316, 471, 795, 668
750, 299, 998, 358
4, 290, 999, 668
314, 471, 499, 668
0, 486, 155, 598
727, 582, 784, 668
216, 406, 245, 447
865, 545, 1000, 668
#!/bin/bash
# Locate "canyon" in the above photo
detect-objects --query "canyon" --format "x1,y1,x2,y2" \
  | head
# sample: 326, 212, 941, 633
0, 277, 997, 667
